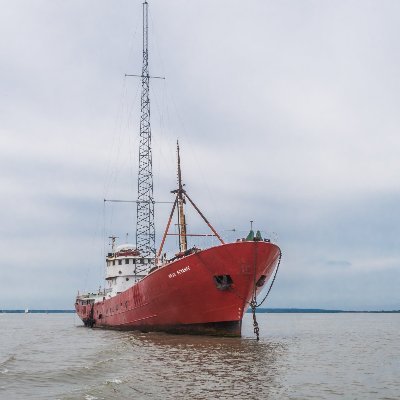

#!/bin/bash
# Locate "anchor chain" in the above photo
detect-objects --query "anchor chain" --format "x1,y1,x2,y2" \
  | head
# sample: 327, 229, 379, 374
251, 249, 282, 340
250, 299, 260, 341
256, 250, 282, 307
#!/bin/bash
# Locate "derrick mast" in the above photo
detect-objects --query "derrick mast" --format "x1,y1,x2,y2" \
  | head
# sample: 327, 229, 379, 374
136, 0, 155, 262
176, 141, 188, 252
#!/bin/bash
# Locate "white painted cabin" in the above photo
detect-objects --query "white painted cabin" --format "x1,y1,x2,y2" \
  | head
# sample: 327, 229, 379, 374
105, 243, 154, 297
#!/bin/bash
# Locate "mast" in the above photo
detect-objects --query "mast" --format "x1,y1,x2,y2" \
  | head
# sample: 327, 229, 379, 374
136, 0, 156, 261
176, 141, 188, 252
156, 142, 225, 260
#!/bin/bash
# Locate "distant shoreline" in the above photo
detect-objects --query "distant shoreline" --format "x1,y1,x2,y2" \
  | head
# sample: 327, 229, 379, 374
248, 308, 400, 314
1, 308, 399, 314
0, 310, 75, 314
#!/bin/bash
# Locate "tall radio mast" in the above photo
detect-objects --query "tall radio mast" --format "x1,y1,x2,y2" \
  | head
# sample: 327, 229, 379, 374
136, 0, 155, 259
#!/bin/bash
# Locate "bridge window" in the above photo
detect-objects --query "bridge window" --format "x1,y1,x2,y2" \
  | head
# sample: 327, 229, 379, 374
125, 259, 129, 264
118, 260, 122, 265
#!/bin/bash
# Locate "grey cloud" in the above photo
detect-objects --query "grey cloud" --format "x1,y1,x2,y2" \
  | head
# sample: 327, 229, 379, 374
1, 0, 399, 310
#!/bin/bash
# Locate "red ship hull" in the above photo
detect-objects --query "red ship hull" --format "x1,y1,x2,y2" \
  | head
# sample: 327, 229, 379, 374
75, 241, 280, 337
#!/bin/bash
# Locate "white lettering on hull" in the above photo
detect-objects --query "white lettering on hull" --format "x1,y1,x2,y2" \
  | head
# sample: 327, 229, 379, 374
168, 266, 190, 279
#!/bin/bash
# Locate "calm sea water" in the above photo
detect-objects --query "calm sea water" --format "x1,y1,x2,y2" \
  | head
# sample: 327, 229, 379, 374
0, 313, 399, 399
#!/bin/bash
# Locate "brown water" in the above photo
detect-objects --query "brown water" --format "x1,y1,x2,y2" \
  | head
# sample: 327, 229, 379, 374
0, 313, 399, 399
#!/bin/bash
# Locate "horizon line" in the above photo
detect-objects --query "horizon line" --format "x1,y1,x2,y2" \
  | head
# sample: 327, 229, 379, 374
1, 308, 399, 314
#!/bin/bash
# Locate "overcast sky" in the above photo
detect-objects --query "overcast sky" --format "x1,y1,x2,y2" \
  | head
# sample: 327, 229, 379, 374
1, 0, 399, 310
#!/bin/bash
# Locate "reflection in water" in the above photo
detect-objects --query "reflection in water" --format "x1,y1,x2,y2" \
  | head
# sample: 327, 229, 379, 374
2, 314, 399, 399
87, 331, 288, 399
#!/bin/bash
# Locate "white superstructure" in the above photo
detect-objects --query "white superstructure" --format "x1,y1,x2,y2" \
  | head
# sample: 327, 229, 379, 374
105, 243, 154, 297
76, 238, 156, 307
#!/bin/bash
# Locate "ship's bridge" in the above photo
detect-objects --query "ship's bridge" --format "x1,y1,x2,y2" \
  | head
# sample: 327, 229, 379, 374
105, 243, 154, 295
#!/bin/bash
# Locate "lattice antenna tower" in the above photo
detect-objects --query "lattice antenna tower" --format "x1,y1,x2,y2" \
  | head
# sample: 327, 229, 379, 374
136, 0, 155, 260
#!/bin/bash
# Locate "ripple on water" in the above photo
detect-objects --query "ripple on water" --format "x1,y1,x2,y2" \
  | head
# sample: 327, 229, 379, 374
0, 313, 399, 400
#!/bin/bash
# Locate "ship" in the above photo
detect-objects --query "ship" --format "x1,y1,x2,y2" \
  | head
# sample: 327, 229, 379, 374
75, 1, 281, 338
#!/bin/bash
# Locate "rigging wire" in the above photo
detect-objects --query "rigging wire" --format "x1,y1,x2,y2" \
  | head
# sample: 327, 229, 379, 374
148, 7, 226, 248
77, 5, 144, 295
